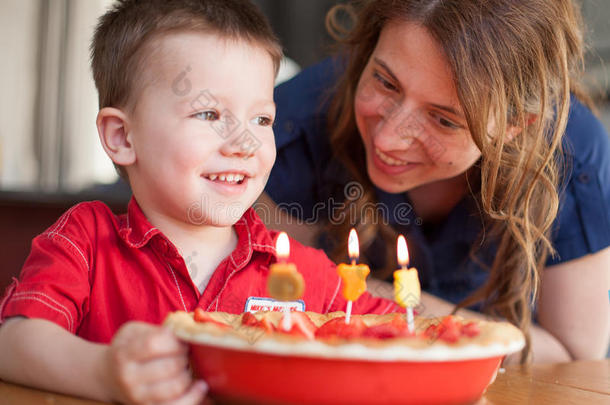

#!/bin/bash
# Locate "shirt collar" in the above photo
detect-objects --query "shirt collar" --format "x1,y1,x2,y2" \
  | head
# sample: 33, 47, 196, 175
228, 208, 277, 269
119, 198, 277, 264
119, 197, 161, 248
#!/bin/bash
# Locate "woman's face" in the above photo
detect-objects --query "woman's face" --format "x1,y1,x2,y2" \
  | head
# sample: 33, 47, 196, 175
354, 22, 481, 194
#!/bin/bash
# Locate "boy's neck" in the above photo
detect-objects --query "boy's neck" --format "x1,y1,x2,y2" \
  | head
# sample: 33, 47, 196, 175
141, 205, 232, 244
139, 205, 239, 292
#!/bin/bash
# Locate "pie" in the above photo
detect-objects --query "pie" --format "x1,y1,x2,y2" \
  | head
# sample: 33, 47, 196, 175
164, 309, 525, 361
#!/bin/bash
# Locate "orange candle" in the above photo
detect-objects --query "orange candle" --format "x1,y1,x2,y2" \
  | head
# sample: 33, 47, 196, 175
337, 229, 370, 323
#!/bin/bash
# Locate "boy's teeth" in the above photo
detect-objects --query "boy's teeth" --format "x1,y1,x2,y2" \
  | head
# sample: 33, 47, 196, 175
206, 173, 246, 183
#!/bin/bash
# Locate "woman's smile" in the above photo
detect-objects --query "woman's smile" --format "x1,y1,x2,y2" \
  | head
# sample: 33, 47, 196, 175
372, 146, 422, 175
354, 22, 481, 194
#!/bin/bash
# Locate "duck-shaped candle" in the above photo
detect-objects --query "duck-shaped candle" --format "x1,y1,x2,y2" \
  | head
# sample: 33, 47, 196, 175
267, 232, 304, 331
336, 229, 370, 324
393, 235, 421, 334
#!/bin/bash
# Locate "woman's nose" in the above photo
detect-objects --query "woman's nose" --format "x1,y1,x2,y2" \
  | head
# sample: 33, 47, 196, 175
374, 101, 423, 150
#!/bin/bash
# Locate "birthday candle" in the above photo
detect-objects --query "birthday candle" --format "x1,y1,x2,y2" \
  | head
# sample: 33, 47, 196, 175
268, 232, 304, 331
393, 235, 420, 334
336, 229, 370, 324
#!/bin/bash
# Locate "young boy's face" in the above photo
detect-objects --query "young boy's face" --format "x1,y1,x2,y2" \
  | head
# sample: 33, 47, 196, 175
125, 32, 276, 227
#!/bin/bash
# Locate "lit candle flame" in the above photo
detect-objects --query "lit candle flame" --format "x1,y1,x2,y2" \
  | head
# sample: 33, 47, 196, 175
397, 235, 409, 269
276, 232, 290, 260
348, 228, 359, 263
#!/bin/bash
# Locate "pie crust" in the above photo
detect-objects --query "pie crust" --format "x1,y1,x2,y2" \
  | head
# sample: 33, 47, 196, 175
165, 311, 525, 362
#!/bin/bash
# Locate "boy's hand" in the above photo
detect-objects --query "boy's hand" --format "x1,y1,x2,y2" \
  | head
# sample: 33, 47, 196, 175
104, 321, 207, 404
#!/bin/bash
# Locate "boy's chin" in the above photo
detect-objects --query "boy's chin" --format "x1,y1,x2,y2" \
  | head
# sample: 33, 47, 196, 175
185, 205, 248, 227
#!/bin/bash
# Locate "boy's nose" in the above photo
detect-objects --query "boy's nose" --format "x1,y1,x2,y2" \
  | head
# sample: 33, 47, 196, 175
220, 132, 257, 159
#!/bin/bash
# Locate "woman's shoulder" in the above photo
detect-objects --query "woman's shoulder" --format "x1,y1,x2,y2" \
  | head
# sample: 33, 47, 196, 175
266, 57, 349, 213
561, 96, 610, 200
273, 57, 345, 148
550, 97, 610, 265
274, 56, 345, 120
563, 96, 610, 166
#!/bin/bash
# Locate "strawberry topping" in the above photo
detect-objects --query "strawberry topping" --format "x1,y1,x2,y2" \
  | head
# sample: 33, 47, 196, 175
315, 317, 367, 339
193, 308, 230, 329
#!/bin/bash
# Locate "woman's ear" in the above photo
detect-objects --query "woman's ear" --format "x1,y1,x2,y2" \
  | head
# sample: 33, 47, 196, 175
96, 107, 136, 166
506, 113, 538, 142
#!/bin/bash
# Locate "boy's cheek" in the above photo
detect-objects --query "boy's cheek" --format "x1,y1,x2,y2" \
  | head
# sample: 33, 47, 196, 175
265, 146, 277, 172
257, 140, 276, 175
267, 135, 277, 158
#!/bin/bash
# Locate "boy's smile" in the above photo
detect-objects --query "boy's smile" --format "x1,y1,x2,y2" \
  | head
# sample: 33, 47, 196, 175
202, 170, 251, 196
124, 32, 277, 227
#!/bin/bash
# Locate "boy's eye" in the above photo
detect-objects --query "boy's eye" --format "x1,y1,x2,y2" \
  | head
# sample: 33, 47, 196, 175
252, 116, 273, 127
373, 71, 398, 92
195, 110, 219, 121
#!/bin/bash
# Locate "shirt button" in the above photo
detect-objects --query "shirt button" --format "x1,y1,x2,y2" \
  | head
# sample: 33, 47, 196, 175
284, 120, 294, 133
577, 172, 590, 184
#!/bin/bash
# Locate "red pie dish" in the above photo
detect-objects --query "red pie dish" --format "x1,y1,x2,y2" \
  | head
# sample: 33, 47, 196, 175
164, 311, 524, 405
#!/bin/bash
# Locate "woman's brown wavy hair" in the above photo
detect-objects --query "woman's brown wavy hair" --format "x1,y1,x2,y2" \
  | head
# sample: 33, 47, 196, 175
324, 0, 592, 362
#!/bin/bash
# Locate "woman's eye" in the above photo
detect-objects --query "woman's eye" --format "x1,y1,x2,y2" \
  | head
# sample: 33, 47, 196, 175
373, 71, 398, 92
438, 117, 461, 130
195, 110, 219, 121
252, 116, 273, 127
430, 112, 461, 130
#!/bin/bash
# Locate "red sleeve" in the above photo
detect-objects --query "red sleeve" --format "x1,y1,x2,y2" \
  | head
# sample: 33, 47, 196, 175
0, 204, 94, 333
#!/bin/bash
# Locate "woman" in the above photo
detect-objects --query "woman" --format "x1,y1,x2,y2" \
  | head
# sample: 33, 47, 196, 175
260, 0, 610, 363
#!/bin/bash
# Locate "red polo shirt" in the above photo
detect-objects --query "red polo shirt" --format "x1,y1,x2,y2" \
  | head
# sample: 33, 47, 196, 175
0, 198, 400, 343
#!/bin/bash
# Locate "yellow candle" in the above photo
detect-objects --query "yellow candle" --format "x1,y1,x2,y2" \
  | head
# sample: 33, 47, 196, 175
393, 235, 420, 334
393, 235, 420, 308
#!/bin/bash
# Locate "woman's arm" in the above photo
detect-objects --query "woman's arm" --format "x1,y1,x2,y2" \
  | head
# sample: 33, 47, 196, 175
537, 246, 610, 361
367, 277, 590, 364
368, 277, 488, 320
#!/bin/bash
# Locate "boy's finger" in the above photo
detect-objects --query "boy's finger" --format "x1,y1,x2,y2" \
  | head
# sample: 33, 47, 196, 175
136, 354, 190, 384
125, 328, 187, 361
159, 380, 208, 405
137, 369, 193, 403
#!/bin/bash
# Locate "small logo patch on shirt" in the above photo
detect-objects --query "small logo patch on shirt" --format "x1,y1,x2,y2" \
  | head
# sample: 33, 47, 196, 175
244, 297, 305, 313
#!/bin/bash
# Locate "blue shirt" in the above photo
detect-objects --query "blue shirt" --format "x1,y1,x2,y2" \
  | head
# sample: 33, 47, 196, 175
265, 58, 610, 307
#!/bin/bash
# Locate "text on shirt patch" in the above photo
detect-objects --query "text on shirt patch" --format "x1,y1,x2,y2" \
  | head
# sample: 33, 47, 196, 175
245, 297, 305, 313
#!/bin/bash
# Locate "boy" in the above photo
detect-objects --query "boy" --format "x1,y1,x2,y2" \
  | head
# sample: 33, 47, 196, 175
0, 0, 400, 404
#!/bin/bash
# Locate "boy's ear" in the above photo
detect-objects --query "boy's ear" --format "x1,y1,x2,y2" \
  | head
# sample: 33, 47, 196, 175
506, 113, 538, 142
96, 107, 136, 166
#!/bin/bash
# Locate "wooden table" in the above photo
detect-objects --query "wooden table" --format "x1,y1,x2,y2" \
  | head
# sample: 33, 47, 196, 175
483, 359, 609, 404
1, 359, 608, 404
